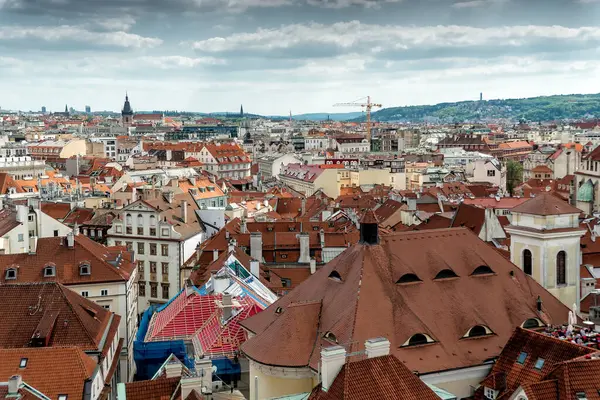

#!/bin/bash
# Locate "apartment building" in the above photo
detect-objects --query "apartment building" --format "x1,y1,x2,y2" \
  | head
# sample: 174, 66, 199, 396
106, 190, 204, 310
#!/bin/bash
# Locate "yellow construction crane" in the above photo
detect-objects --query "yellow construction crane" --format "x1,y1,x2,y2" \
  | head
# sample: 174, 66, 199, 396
333, 96, 382, 142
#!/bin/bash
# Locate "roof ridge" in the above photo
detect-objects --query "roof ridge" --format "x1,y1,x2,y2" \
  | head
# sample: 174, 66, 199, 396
56, 283, 104, 349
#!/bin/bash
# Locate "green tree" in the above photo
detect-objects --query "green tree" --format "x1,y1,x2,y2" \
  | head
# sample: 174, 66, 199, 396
506, 160, 524, 196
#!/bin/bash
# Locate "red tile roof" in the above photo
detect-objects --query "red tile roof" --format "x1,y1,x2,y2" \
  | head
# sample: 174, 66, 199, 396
125, 376, 180, 400
40, 202, 71, 220
0, 347, 97, 400
0, 235, 134, 285
511, 193, 581, 216
240, 228, 573, 375
0, 282, 115, 351
308, 354, 439, 400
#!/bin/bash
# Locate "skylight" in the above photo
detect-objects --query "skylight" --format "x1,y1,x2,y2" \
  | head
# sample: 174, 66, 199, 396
517, 352, 527, 364
19, 358, 27, 368
534, 358, 545, 370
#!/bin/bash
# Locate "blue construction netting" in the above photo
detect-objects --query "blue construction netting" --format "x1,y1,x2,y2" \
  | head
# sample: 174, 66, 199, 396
133, 305, 194, 380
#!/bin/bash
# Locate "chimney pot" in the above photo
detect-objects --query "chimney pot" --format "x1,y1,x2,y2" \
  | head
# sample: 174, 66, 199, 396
310, 258, 316, 274
8, 375, 22, 395
365, 337, 390, 359
320, 346, 346, 392
250, 232, 263, 262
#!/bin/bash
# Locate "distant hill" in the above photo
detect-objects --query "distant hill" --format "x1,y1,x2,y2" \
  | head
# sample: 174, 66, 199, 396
350, 93, 600, 123
290, 112, 364, 121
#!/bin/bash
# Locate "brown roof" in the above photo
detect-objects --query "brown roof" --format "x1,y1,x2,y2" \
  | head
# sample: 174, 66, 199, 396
241, 228, 572, 375
124, 377, 180, 400
450, 203, 486, 234
0, 208, 20, 237
511, 193, 581, 216
40, 202, 71, 220
308, 354, 439, 400
0, 346, 97, 400
0, 235, 134, 285
0, 282, 115, 351
479, 327, 595, 399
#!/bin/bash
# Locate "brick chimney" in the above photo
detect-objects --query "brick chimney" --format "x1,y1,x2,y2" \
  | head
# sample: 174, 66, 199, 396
298, 233, 310, 263
321, 346, 346, 392
365, 337, 390, 358
250, 232, 262, 262
181, 200, 188, 224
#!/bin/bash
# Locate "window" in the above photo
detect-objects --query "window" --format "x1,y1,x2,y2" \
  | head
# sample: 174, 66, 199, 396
472, 265, 495, 276
557, 251, 566, 285
137, 242, 145, 255
150, 243, 157, 255
137, 260, 145, 275
150, 215, 156, 226
137, 214, 143, 225
407, 334, 428, 346
137, 227, 144, 235
58, 395, 68, 400
161, 263, 169, 275
517, 351, 527, 364
161, 228, 169, 236
126, 227, 132, 234
115, 241, 122, 246
523, 249, 532, 276
81, 291, 89, 297
396, 273, 422, 284
150, 283, 158, 298
5, 268, 17, 280
487, 170, 496, 177
79, 263, 91, 276
126, 242, 133, 252
162, 284, 170, 299
161, 244, 169, 257
328, 270, 342, 282
434, 269, 459, 279
54, 230, 59, 237
126, 214, 132, 225
150, 262, 157, 273
281, 278, 292, 287
43, 265, 55, 277
19, 358, 28, 368
101, 289, 108, 296
534, 358, 545, 370
102, 305, 110, 310
18, 234, 24, 242
28, 214, 34, 222
139, 281, 146, 297
523, 318, 542, 329
149, 228, 156, 236
467, 325, 489, 337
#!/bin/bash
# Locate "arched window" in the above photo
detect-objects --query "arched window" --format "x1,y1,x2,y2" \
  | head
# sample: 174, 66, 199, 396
402, 333, 435, 347
434, 269, 459, 280
126, 214, 132, 226
471, 265, 494, 276
137, 214, 143, 225
328, 271, 342, 282
79, 262, 91, 276
396, 273, 422, 284
557, 251, 566, 285
522, 318, 543, 329
43, 265, 56, 277
464, 325, 492, 338
150, 215, 156, 226
523, 250, 532, 276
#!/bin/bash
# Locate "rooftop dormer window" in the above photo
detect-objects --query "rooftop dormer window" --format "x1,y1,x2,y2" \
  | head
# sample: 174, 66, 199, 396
328, 270, 342, 283
5, 268, 17, 280
79, 262, 91, 276
402, 333, 435, 347
434, 269, 459, 280
522, 318, 543, 329
323, 331, 337, 343
396, 273, 422, 284
43, 264, 56, 277
463, 325, 493, 338
471, 265, 495, 276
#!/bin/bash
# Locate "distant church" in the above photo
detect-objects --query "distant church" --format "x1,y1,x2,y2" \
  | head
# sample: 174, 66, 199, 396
121, 94, 134, 129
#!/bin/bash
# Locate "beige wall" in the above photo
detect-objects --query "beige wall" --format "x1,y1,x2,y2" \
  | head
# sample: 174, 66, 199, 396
60, 139, 87, 158
249, 362, 316, 400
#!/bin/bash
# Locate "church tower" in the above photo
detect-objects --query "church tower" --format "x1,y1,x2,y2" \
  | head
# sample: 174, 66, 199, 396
121, 93, 134, 129
240, 104, 244, 118
506, 193, 585, 308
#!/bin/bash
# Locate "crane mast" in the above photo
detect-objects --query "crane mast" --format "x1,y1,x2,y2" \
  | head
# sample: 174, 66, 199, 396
333, 96, 382, 142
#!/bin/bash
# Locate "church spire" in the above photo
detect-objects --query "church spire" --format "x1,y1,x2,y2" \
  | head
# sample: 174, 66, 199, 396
65, 104, 68, 113
240, 104, 244, 118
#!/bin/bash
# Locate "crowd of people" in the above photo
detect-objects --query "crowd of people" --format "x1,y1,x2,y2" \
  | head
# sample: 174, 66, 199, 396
543, 324, 600, 348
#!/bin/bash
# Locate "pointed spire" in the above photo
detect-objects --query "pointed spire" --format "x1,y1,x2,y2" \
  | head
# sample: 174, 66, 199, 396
65, 104, 68, 113
240, 104, 244, 117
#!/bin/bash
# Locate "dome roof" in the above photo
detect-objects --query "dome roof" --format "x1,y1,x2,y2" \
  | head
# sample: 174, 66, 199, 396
577, 180, 594, 202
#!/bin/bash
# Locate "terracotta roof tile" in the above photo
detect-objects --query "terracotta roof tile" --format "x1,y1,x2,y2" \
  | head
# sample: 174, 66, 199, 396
511, 193, 581, 216
309, 354, 439, 400
125, 377, 180, 400
241, 228, 572, 375
0, 346, 97, 400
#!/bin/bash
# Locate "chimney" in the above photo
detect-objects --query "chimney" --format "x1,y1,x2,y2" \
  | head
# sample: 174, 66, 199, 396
189, 177, 196, 186
320, 346, 346, 392
73, 223, 80, 236
298, 233, 310, 263
407, 197, 417, 211
359, 210, 379, 245
180, 375, 203, 399
365, 337, 390, 358
250, 232, 263, 262
301, 197, 306, 215
166, 191, 174, 204
250, 259, 260, 278
319, 229, 325, 248
165, 362, 183, 379
181, 200, 188, 223
240, 217, 247, 234
8, 375, 22, 396
213, 249, 219, 261
222, 292, 233, 321
212, 273, 230, 294
28, 236, 38, 255
228, 239, 236, 253
310, 258, 316, 274
67, 232, 75, 249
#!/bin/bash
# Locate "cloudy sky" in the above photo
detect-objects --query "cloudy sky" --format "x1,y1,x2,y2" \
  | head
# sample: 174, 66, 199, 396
1, 0, 600, 114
